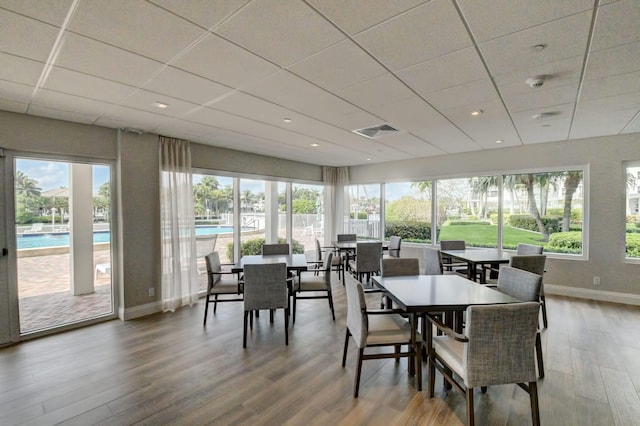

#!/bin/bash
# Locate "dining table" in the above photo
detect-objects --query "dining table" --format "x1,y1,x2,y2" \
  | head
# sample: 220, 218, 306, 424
231, 253, 309, 274
371, 274, 521, 391
440, 247, 512, 283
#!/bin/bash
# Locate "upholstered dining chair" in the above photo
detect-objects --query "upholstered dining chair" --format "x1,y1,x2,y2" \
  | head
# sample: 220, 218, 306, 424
494, 265, 545, 378
337, 233, 357, 275
509, 254, 548, 328
427, 302, 541, 426
439, 240, 468, 274
342, 273, 420, 398
314, 238, 343, 280
348, 242, 382, 285
261, 243, 290, 255
203, 251, 243, 326
422, 247, 445, 275
242, 263, 289, 348
517, 243, 544, 255
292, 251, 335, 322
383, 235, 402, 259
381, 257, 419, 277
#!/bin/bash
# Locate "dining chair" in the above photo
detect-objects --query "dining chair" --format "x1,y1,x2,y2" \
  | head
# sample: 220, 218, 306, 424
439, 240, 468, 274
203, 251, 243, 326
381, 257, 419, 276
196, 234, 218, 275
382, 235, 402, 259
293, 251, 335, 323
314, 238, 343, 280
517, 243, 544, 255
261, 243, 290, 255
348, 242, 382, 285
337, 233, 357, 242
427, 302, 541, 426
422, 247, 444, 275
342, 273, 420, 398
509, 254, 548, 328
242, 263, 289, 348
336, 233, 357, 275
494, 265, 545, 378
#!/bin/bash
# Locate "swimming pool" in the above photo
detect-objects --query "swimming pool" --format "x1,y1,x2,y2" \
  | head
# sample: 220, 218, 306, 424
17, 226, 234, 249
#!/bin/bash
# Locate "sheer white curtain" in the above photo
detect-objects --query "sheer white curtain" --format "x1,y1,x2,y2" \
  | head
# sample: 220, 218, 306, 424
322, 166, 349, 245
159, 136, 198, 312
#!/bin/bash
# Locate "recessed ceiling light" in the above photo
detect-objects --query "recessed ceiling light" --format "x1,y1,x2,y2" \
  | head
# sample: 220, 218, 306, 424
283, 118, 292, 123
366, 158, 372, 161
154, 102, 169, 109
495, 140, 503, 144
471, 110, 483, 116
532, 44, 547, 51
310, 143, 319, 147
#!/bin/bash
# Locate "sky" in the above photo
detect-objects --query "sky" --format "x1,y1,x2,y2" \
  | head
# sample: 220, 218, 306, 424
16, 159, 110, 194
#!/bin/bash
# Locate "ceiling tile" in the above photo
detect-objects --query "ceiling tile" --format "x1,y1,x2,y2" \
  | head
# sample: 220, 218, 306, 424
0, 53, 44, 86
373, 132, 444, 158
457, 0, 593, 42
216, 0, 345, 67
306, 0, 427, 35
142, 66, 234, 105
288, 40, 387, 92
479, 11, 592, 77
95, 106, 167, 131
0, 0, 75, 26
149, 0, 249, 29
338, 73, 415, 113
503, 83, 579, 113
590, 0, 640, 52
426, 79, 499, 111
581, 71, 640, 101
397, 47, 487, 96
28, 104, 99, 125
441, 102, 522, 148
0, 80, 35, 104
0, 97, 27, 113
43, 66, 136, 104
584, 40, 640, 81
172, 34, 279, 89
0, 8, 59, 61
68, 0, 206, 62
55, 33, 165, 87
120, 89, 199, 118
494, 56, 584, 97
29, 89, 115, 117
354, 0, 471, 71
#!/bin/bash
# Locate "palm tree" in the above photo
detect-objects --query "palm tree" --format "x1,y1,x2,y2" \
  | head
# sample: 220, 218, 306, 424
15, 171, 41, 197
562, 171, 583, 232
518, 173, 548, 240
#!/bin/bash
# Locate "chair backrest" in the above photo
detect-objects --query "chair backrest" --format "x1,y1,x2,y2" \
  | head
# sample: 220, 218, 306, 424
464, 302, 540, 387
243, 263, 288, 311
337, 233, 357, 242
262, 243, 290, 255
387, 236, 402, 257
496, 265, 542, 302
440, 240, 466, 250
356, 242, 382, 273
381, 257, 419, 277
516, 243, 543, 255
344, 273, 368, 348
196, 234, 218, 257
422, 247, 444, 275
205, 251, 222, 285
509, 255, 546, 277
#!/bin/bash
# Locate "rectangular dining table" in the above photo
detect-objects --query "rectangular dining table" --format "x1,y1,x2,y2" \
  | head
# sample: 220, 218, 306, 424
231, 253, 309, 274
440, 248, 512, 283
371, 274, 521, 391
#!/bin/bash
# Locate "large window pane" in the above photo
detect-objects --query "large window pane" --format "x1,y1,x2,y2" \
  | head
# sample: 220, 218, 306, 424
437, 177, 498, 248
292, 183, 324, 260
384, 181, 434, 243
502, 170, 584, 254
625, 163, 640, 259
347, 184, 380, 238
240, 178, 266, 254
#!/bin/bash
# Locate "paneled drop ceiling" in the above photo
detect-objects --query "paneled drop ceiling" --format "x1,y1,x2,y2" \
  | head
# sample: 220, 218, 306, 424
1, 0, 639, 166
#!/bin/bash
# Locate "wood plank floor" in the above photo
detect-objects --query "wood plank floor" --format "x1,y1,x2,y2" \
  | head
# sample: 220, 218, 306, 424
1, 275, 640, 425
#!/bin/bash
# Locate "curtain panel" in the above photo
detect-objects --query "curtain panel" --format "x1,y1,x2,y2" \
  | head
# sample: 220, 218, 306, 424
159, 136, 198, 312
322, 166, 349, 246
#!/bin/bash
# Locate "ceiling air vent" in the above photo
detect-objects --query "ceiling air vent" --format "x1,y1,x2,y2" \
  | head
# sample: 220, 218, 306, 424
352, 123, 400, 139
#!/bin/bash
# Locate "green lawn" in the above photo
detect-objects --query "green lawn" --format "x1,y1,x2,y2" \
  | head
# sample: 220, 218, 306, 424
439, 224, 546, 249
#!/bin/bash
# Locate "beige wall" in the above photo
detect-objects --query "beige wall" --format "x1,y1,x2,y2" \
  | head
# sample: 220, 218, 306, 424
350, 133, 640, 297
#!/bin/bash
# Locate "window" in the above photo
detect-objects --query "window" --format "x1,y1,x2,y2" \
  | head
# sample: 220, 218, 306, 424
292, 182, 324, 259
625, 162, 640, 259
347, 184, 380, 238
436, 176, 498, 248
502, 170, 584, 254
384, 181, 434, 243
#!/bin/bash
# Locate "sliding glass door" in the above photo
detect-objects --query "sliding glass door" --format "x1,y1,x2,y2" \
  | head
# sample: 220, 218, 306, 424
14, 157, 115, 335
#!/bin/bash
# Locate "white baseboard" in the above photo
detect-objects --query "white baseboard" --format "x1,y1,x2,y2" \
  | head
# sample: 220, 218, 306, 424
545, 284, 640, 306
119, 301, 162, 320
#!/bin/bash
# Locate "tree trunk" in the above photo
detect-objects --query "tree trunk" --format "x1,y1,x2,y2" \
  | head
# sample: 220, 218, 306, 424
562, 173, 581, 232
524, 174, 548, 240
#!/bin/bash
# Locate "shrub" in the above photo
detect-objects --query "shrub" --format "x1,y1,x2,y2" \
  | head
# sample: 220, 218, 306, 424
349, 212, 368, 220
626, 215, 640, 224
547, 232, 582, 253
448, 220, 491, 226
385, 221, 437, 242
226, 237, 304, 260
547, 208, 582, 223
627, 233, 640, 257
509, 215, 561, 234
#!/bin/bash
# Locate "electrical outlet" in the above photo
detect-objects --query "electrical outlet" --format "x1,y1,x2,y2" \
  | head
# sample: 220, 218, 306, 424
593, 276, 600, 286
148, 287, 155, 297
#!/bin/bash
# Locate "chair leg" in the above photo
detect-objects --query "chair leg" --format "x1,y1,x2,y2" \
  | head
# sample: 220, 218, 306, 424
354, 348, 364, 398
203, 294, 210, 326
394, 345, 401, 364
213, 294, 218, 313
536, 332, 545, 378
250, 310, 254, 329
529, 381, 541, 426
243, 311, 248, 348
466, 387, 475, 426
270, 309, 274, 324
428, 351, 436, 397
284, 307, 289, 346
540, 295, 548, 328
342, 329, 350, 367
327, 290, 335, 320
293, 293, 297, 323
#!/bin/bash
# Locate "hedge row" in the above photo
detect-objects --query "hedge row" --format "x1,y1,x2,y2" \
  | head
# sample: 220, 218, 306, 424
225, 237, 304, 260
627, 234, 640, 257
385, 221, 436, 242
448, 220, 491, 226
508, 215, 562, 234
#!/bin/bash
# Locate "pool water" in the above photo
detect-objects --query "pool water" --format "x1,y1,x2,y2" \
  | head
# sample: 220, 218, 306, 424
17, 226, 233, 249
